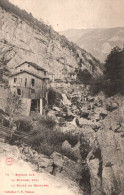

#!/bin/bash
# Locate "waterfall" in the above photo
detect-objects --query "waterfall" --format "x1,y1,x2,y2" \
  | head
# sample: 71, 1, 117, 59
62, 94, 71, 105
68, 117, 77, 126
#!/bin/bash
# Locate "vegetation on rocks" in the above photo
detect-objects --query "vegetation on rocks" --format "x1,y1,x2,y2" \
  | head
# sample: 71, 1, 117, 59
6, 91, 23, 117
6, 113, 79, 161
48, 87, 62, 107
77, 69, 92, 86
90, 47, 124, 96
14, 119, 33, 133
0, 0, 52, 35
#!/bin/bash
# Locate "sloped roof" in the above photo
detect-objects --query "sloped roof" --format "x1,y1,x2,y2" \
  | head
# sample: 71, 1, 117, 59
10, 70, 49, 80
15, 61, 47, 72
47, 72, 55, 75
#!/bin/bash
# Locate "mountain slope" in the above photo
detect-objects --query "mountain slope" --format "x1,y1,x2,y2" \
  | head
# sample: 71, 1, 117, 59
0, 2, 102, 79
60, 27, 124, 62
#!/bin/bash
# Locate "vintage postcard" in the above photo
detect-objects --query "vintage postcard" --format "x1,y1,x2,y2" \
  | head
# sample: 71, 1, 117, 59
0, 0, 124, 194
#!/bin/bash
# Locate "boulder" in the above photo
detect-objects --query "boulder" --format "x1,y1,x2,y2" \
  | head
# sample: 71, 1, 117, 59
61, 123, 77, 133
80, 107, 89, 118
78, 117, 95, 128
53, 106, 61, 112
87, 159, 102, 195
71, 95, 79, 104
72, 142, 82, 161
51, 152, 64, 167
71, 105, 77, 111
101, 109, 123, 132
65, 108, 75, 121
94, 97, 103, 107
105, 101, 118, 112
47, 111, 58, 123
62, 140, 72, 153
87, 96, 94, 102
93, 113, 100, 121
68, 118, 78, 127
95, 108, 108, 119
50, 152, 82, 182
37, 156, 53, 173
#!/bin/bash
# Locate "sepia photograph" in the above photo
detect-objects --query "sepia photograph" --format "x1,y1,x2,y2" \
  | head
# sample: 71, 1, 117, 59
0, 0, 124, 194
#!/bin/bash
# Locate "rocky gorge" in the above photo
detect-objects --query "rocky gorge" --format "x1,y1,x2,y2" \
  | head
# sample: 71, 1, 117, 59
0, 1, 124, 195
1, 81, 124, 195
47, 82, 124, 195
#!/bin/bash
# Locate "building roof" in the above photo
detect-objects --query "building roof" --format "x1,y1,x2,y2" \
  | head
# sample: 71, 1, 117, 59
15, 61, 47, 72
47, 72, 55, 75
10, 70, 49, 80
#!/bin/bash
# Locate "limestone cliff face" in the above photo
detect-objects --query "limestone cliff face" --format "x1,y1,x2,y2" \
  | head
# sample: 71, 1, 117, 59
0, 7, 102, 78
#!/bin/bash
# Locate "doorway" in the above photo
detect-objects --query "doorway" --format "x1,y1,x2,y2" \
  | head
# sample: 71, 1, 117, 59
30, 99, 40, 113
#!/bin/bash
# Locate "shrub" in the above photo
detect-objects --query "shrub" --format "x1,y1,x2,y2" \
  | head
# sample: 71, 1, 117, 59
48, 87, 62, 107
6, 112, 79, 161
26, 127, 63, 155
14, 119, 33, 132
80, 135, 91, 160
26, 124, 79, 161
37, 114, 57, 129
77, 69, 92, 85
89, 76, 105, 95
2, 118, 10, 127
6, 91, 23, 117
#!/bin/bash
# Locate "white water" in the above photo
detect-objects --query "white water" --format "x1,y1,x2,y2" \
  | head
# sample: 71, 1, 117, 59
62, 94, 71, 105
68, 118, 77, 126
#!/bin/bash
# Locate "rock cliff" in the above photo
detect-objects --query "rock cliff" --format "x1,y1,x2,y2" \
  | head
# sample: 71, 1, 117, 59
0, 6, 102, 78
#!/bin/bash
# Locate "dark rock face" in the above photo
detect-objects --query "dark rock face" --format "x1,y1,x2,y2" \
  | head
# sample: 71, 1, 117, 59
80, 124, 124, 195
51, 152, 82, 182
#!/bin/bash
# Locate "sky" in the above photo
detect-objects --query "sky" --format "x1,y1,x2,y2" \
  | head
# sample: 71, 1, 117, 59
9, 0, 124, 31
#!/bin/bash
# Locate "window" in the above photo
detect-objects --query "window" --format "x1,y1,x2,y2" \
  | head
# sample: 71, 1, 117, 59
31, 89, 35, 94
17, 89, 21, 95
19, 78, 22, 84
14, 78, 17, 83
31, 79, 35, 86
25, 78, 27, 87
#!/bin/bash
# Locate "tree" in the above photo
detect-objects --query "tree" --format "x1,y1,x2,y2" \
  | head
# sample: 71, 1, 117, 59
77, 69, 92, 85
6, 91, 23, 127
104, 46, 124, 95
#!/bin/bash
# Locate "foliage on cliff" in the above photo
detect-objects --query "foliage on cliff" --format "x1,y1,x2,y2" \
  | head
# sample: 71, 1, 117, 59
0, 0, 53, 34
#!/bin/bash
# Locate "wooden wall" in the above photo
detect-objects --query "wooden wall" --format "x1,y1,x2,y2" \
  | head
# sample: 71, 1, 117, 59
9, 72, 48, 99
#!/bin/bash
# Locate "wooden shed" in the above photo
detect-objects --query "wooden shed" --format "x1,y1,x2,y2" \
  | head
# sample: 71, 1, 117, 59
9, 68, 50, 115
